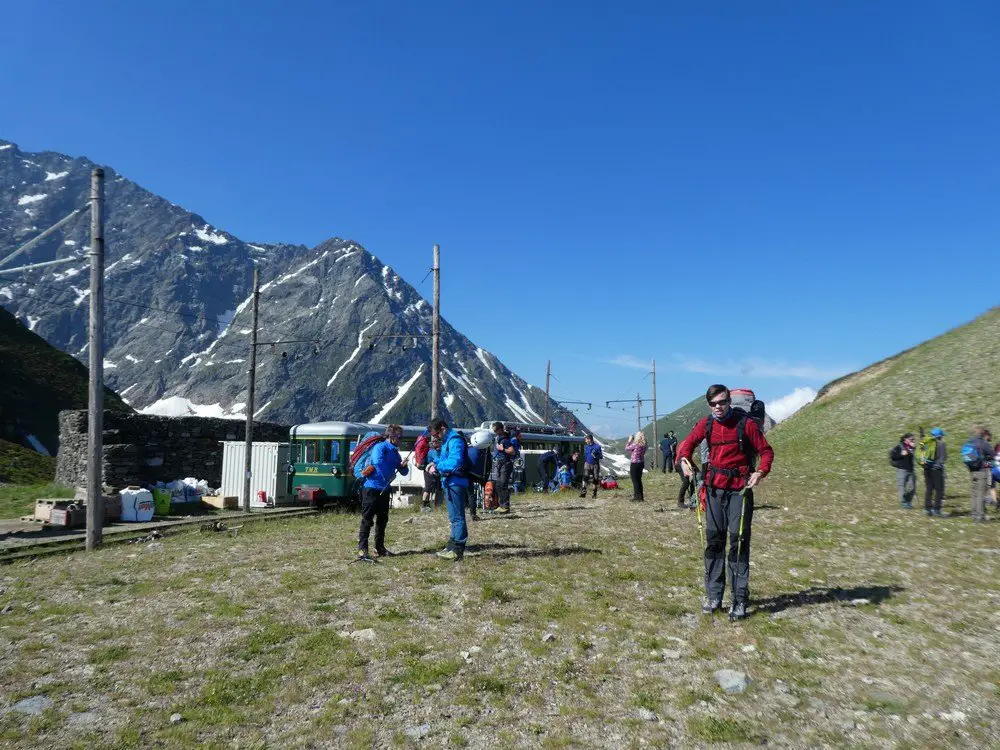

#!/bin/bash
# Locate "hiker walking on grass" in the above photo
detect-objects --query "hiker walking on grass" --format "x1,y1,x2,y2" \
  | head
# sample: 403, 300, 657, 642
964, 427, 995, 523
356, 424, 408, 560
425, 418, 471, 561
660, 435, 674, 473
490, 421, 516, 514
677, 385, 774, 621
889, 433, 917, 509
580, 434, 603, 499
919, 428, 947, 517
624, 432, 647, 502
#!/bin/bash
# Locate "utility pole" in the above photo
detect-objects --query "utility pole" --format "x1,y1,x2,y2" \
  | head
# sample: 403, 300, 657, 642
85, 168, 104, 551
242, 267, 260, 512
544, 360, 551, 425
636, 392, 642, 434
431, 244, 440, 419
651, 358, 658, 469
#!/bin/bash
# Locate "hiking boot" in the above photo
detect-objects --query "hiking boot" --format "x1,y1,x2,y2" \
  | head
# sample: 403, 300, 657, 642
925, 509, 933, 517
729, 600, 748, 621
470, 514, 481, 522
900, 502, 912, 509
374, 548, 395, 558
933, 509, 944, 517
702, 598, 722, 615
498, 506, 511, 515
436, 548, 458, 560
356, 549, 374, 562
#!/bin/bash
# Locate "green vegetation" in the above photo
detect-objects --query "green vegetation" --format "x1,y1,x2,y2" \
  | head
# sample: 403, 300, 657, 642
0, 481, 72, 518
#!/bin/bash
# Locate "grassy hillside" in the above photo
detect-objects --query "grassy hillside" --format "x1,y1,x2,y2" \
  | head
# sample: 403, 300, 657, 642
0, 306, 131, 460
609, 395, 708, 451
768, 306, 1000, 483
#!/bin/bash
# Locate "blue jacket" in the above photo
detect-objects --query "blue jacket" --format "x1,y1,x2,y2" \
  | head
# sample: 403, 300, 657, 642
363, 439, 408, 491
493, 435, 514, 464
660, 438, 672, 456
584, 443, 603, 465
433, 429, 470, 488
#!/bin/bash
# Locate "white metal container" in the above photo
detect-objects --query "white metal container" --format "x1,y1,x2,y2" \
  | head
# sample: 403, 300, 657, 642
221, 442, 292, 506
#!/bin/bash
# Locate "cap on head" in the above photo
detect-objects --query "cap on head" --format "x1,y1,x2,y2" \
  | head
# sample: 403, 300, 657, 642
931, 427, 945, 438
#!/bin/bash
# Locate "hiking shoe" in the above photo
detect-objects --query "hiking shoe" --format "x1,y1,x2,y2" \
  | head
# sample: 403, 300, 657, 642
356, 549, 373, 562
702, 599, 722, 615
926, 509, 933, 517
498, 506, 511, 514
900, 502, 912, 509
933, 509, 944, 517
436, 547, 463, 561
374, 548, 395, 558
470, 514, 481, 522
729, 600, 748, 621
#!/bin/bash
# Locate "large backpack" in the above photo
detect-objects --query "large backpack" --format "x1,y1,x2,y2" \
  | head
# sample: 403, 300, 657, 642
916, 437, 937, 467
960, 438, 983, 471
413, 431, 430, 470
466, 445, 488, 484
350, 431, 385, 479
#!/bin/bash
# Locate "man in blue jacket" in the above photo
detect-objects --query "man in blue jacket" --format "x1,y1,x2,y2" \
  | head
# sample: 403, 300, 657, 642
425, 418, 471, 560
356, 424, 408, 560
579, 434, 603, 498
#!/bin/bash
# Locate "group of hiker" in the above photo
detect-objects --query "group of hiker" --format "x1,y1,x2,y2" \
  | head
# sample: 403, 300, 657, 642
351, 384, 775, 622
659, 432, 679, 473
890, 426, 999, 522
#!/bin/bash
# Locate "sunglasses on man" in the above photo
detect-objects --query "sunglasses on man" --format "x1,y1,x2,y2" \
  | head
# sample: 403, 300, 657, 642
709, 397, 731, 408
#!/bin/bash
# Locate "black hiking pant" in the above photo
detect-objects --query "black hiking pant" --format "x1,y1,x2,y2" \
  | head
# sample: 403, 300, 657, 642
678, 473, 695, 506
704, 487, 753, 603
662, 454, 674, 473
492, 460, 513, 509
538, 461, 555, 492
358, 486, 391, 553
629, 463, 644, 501
924, 467, 944, 512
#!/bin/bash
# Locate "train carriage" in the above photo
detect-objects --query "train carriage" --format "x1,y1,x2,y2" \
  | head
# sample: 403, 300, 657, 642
287, 419, 587, 505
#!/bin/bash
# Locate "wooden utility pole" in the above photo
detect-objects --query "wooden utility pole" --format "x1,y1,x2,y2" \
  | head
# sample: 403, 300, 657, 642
85, 168, 104, 551
242, 268, 260, 512
544, 360, 551, 424
431, 244, 440, 419
651, 358, 658, 469
636, 393, 642, 434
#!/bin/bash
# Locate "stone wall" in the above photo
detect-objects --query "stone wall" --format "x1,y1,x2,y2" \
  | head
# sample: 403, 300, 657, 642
56, 410, 289, 490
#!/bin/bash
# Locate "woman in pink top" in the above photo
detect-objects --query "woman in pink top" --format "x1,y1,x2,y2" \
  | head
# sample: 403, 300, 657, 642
625, 432, 647, 502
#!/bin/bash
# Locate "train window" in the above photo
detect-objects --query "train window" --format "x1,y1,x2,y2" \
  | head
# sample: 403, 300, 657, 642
303, 440, 318, 463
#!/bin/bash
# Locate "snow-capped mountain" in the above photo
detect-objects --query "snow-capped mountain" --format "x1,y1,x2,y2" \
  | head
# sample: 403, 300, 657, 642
0, 139, 579, 429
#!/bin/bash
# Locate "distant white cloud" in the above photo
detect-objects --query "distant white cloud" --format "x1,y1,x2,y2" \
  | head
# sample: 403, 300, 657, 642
672, 356, 850, 381
767, 387, 818, 422
608, 354, 651, 370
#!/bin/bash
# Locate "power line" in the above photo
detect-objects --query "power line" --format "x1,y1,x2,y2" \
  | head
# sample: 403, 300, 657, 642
1, 288, 184, 336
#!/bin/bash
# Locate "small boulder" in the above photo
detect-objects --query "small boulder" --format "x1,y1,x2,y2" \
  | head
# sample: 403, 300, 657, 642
636, 708, 657, 721
715, 669, 750, 694
169, 713, 184, 724
11, 696, 53, 715
404, 724, 431, 740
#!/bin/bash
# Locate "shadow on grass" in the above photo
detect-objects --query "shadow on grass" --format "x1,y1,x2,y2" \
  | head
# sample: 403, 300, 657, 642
383, 542, 602, 560
753, 584, 904, 615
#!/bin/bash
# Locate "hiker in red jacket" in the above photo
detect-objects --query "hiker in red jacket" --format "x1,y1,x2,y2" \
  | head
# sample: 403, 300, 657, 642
677, 384, 774, 621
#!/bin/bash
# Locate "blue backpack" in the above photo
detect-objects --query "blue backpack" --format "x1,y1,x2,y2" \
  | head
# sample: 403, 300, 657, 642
961, 439, 983, 471
351, 431, 385, 479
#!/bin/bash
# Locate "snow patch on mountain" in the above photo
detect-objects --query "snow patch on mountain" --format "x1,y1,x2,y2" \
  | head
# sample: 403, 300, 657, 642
194, 225, 228, 245
371, 364, 425, 422
17, 193, 47, 206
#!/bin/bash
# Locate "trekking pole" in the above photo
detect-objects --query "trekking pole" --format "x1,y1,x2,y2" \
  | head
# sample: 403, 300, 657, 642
734, 488, 748, 596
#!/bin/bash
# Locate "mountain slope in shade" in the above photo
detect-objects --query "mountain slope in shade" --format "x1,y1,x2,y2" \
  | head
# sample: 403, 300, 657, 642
0, 139, 581, 430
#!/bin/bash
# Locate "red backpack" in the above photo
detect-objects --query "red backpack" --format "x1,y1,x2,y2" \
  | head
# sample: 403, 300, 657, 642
413, 432, 430, 469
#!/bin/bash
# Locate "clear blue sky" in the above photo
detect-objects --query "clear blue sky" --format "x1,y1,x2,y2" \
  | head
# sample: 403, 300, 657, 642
2, 1, 998, 436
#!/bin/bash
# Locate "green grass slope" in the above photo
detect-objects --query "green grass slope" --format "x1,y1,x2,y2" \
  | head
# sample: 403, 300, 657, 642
609, 395, 708, 450
0, 306, 131, 462
768, 306, 1000, 483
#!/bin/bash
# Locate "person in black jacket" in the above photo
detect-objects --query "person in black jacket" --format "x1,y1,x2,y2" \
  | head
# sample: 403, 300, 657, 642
889, 433, 916, 508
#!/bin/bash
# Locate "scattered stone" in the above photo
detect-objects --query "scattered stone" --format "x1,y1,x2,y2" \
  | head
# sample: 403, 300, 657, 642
907, 716, 919, 725
849, 598, 870, 607
542, 632, 556, 643
332, 725, 348, 736
11, 695, 53, 715
1, 602, 15, 615
861, 676, 875, 684
940, 710, 966, 724
661, 649, 682, 660
403, 517, 415, 524
715, 669, 750, 694
337, 698, 352, 706
146, 542, 164, 551
774, 680, 790, 694
404, 724, 431, 740
872, 631, 883, 639
637, 708, 657, 721
169, 713, 183, 724
741, 644, 756, 653
68, 711, 99, 727
608, 606, 619, 612
808, 697, 828, 715
468, 646, 482, 655
666, 636, 687, 646
839, 719, 856, 731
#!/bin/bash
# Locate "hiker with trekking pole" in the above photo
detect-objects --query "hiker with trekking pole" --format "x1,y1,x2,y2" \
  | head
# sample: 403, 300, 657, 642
676, 385, 774, 621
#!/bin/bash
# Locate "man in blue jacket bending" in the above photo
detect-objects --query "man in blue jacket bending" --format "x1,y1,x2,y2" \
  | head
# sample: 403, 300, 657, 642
426, 417, 471, 561
357, 424, 408, 560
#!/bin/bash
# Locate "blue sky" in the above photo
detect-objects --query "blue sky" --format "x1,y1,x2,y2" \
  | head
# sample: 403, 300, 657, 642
2, 1, 998, 436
